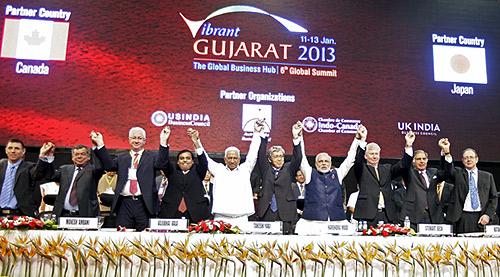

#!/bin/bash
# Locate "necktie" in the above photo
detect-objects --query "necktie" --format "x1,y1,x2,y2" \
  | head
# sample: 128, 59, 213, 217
419, 171, 428, 188
270, 194, 278, 212
129, 153, 139, 195
469, 171, 480, 209
374, 167, 380, 181
0, 165, 16, 208
436, 182, 444, 201
300, 184, 305, 197
69, 167, 82, 206
178, 197, 187, 213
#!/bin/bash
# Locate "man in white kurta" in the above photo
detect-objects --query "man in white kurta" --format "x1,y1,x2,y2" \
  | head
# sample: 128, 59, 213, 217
198, 120, 264, 228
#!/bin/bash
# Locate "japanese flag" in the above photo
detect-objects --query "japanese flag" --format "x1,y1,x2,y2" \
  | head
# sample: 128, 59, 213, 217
1, 18, 69, 61
432, 45, 487, 84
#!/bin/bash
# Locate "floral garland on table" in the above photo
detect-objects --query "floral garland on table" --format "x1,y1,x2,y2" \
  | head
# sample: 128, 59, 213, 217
362, 223, 416, 237
0, 215, 57, 230
188, 219, 240, 234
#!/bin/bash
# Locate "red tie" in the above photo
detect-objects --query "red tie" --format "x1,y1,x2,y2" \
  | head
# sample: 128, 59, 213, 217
178, 197, 187, 213
130, 153, 139, 195
69, 167, 82, 206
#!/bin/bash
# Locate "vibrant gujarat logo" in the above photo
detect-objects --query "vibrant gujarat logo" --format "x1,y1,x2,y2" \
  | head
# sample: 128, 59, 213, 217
179, 5, 308, 38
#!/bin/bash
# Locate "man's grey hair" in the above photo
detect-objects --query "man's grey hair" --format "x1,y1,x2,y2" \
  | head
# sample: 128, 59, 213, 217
267, 145, 285, 159
225, 146, 240, 157
315, 152, 331, 163
129, 127, 147, 139
366, 142, 380, 152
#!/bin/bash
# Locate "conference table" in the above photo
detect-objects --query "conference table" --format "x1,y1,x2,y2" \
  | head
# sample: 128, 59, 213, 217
1, 229, 498, 276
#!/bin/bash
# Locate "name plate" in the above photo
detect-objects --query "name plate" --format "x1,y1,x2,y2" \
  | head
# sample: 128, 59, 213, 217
485, 225, 500, 236
58, 217, 98, 229
417, 224, 453, 236
245, 221, 282, 234
149, 218, 188, 231
324, 221, 356, 235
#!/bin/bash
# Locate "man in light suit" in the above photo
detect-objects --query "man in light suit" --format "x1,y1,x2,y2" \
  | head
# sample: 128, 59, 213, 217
398, 133, 453, 229
0, 139, 39, 217
92, 126, 169, 231
353, 128, 410, 227
441, 139, 498, 233
159, 128, 211, 224
255, 121, 303, 234
36, 142, 104, 218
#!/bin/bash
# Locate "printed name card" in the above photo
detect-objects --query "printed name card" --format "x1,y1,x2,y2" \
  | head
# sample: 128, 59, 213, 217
58, 217, 98, 229
485, 225, 500, 236
246, 221, 282, 234
324, 222, 356, 235
417, 224, 453, 236
149, 218, 188, 231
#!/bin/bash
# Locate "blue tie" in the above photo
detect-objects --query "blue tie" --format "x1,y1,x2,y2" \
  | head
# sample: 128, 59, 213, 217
0, 165, 16, 208
270, 194, 278, 212
270, 168, 279, 212
469, 171, 480, 210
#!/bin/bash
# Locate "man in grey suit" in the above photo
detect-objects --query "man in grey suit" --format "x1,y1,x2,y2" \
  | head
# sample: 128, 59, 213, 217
255, 121, 303, 234
441, 139, 498, 233
36, 142, 104, 218
398, 133, 453, 229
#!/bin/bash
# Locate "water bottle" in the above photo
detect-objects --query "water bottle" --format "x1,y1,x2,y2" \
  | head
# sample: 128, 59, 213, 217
362, 221, 367, 231
357, 220, 363, 232
404, 216, 411, 228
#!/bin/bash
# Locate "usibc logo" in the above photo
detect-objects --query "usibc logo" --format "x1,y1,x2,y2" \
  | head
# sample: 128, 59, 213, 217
179, 5, 308, 38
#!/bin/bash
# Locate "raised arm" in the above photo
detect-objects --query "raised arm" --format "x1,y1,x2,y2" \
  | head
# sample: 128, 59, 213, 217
154, 126, 171, 171
188, 128, 208, 178
91, 130, 118, 172
337, 124, 365, 182
33, 142, 57, 181
289, 121, 303, 175
241, 119, 265, 172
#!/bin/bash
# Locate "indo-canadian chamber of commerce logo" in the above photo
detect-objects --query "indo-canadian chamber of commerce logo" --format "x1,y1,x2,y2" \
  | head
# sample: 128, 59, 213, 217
302, 116, 360, 134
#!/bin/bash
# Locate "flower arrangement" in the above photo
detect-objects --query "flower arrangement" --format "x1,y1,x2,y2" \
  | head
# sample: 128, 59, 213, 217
0, 215, 57, 230
188, 219, 240, 234
361, 223, 415, 237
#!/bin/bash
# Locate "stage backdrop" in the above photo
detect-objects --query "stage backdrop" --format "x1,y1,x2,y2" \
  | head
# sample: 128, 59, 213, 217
1, 0, 499, 161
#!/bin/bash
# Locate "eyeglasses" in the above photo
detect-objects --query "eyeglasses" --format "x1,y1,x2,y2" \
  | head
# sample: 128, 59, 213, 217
129, 136, 145, 141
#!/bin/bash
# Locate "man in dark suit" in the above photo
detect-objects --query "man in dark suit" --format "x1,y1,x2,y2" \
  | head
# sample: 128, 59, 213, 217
159, 128, 211, 224
353, 128, 410, 227
92, 126, 169, 231
255, 121, 302, 234
36, 142, 104, 218
0, 139, 39, 217
398, 134, 452, 229
441, 139, 498, 233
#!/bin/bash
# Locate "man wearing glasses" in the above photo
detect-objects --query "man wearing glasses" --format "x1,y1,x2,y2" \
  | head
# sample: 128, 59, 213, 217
92, 127, 169, 231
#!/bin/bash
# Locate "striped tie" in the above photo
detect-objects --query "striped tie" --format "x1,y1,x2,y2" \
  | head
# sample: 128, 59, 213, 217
0, 166, 16, 208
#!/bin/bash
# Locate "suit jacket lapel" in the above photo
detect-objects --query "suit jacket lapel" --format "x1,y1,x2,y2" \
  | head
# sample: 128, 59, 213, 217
0, 161, 7, 191
477, 171, 489, 207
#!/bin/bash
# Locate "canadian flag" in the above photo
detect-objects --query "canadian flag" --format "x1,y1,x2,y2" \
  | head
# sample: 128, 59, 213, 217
1, 18, 69, 61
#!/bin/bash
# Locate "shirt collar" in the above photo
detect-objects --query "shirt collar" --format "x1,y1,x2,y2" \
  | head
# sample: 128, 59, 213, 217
130, 149, 145, 157
8, 159, 22, 168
